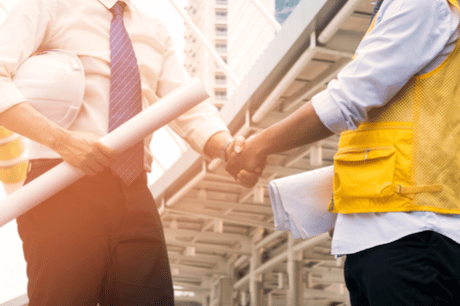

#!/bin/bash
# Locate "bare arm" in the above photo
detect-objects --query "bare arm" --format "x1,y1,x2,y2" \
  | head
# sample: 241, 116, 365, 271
0, 102, 117, 175
251, 101, 333, 157
225, 101, 333, 177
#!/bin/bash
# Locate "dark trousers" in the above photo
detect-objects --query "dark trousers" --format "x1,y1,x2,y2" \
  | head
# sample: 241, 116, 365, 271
17, 160, 174, 306
344, 231, 460, 306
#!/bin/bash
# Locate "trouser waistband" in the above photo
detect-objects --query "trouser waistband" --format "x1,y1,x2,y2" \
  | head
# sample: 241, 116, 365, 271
28, 158, 64, 173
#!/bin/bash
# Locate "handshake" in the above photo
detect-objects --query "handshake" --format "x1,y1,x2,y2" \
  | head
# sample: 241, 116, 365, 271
217, 102, 334, 188
222, 135, 268, 189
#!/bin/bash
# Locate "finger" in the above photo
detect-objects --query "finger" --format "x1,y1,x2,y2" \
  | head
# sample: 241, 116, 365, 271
233, 135, 245, 153
79, 163, 97, 176
236, 177, 257, 189
86, 159, 105, 175
237, 170, 261, 182
236, 170, 259, 188
93, 152, 112, 168
255, 159, 268, 173
65, 154, 97, 176
225, 163, 239, 179
97, 142, 119, 161
224, 153, 244, 178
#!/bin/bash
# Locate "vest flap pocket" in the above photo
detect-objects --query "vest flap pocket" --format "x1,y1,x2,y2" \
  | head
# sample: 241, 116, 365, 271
334, 146, 396, 198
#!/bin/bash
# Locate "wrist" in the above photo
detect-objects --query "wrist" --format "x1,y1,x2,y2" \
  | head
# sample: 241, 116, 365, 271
48, 127, 71, 153
251, 133, 268, 161
220, 138, 235, 162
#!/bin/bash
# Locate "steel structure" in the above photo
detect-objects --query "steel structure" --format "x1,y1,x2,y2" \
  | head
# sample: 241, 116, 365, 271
152, 0, 375, 305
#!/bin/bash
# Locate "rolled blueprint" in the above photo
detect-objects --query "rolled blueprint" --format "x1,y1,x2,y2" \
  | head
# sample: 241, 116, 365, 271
0, 77, 209, 227
268, 165, 337, 239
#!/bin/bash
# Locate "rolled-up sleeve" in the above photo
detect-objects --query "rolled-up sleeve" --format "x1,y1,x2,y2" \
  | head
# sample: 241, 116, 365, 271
156, 24, 228, 155
312, 0, 456, 134
0, 0, 53, 113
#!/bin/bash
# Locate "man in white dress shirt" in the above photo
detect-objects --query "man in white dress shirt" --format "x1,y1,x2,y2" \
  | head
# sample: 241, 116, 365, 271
226, 0, 460, 304
0, 0, 261, 305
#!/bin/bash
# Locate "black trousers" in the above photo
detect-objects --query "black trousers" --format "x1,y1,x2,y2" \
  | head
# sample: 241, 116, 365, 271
17, 160, 174, 306
344, 231, 460, 306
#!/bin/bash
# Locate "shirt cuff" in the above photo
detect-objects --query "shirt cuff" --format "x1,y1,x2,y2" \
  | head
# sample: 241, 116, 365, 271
311, 90, 349, 134
186, 117, 229, 156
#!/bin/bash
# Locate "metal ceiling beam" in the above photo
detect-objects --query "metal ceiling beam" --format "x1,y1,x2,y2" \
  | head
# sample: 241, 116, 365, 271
164, 227, 252, 248
267, 287, 347, 301
264, 165, 311, 177
180, 197, 274, 215
173, 281, 211, 292
282, 56, 351, 113
168, 252, 227, 265
164, 207, 274, 229
171, 263, 228, 276
234, 233, 330, 290
166, 237, 251, 256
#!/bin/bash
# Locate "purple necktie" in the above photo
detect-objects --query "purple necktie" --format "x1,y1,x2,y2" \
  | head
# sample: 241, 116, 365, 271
109, 1, 143, 185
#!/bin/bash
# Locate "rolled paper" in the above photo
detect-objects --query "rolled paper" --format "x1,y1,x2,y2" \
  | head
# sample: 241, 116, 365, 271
268, 165, 337, 239
0, 77, 209, 227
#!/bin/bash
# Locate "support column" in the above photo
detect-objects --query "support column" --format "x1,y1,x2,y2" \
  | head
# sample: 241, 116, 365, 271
287, 233, 303, 306
203, 294, 209, 306
267, 291, 274, 306
241, 291, 248, 306
250, 234, 263, 306
210, 277, 232, 306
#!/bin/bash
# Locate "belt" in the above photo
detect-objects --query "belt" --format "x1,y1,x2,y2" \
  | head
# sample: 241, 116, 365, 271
28, 158, 63, 173
28, 158, 148, 186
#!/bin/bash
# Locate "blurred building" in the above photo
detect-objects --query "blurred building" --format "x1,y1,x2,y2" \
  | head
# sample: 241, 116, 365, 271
275, 0, 301, 24
183, 0, 229, 109
183, 0, 300, 103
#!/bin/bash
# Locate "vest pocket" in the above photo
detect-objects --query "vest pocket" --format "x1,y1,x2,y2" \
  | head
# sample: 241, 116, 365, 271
334, 146, 396, 198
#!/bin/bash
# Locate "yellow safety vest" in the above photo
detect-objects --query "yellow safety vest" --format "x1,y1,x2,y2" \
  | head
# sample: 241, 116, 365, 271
331, 0, 460, 214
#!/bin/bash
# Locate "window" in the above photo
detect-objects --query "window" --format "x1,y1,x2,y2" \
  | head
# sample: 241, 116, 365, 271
216, 0, 227, 5
215, 25, 227, 36
215, 9, 227, 21
214, 89, 227, 100
215, 40, 227, 53
215, 74, 227, 85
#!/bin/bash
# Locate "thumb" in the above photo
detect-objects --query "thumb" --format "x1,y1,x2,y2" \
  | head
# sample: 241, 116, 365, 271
233, 135, 245, 153
98, 142, 119, 161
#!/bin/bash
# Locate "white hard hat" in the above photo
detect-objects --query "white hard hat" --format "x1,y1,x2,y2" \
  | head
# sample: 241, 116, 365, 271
12, 49, 84, 128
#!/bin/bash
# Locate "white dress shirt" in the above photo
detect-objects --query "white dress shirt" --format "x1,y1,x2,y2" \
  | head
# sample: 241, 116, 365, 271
311, 0, 460, 255
0, 0, 228, 172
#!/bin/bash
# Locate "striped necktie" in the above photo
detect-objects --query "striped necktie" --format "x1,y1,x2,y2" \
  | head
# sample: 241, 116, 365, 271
109, 1, 143, 185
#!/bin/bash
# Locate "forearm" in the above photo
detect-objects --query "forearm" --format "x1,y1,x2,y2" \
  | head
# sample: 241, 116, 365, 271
0, 101, 69, 151
203, 130, 234, 160
252, 101, 333, 158
0, 101, 117, 175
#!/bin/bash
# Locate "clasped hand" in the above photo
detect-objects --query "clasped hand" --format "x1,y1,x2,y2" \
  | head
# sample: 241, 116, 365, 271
224, 135, 267, 188
54, 131, 118, 175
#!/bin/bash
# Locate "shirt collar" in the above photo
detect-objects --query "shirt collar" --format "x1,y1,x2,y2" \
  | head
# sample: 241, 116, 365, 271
97, 0, 133, 11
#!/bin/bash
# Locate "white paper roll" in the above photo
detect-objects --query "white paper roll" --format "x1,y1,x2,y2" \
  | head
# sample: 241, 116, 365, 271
268, 165, 337, 239
0, 77, 209, 228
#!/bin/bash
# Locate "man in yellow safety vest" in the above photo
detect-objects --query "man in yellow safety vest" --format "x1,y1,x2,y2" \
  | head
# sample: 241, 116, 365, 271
226, 0, 460, 304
